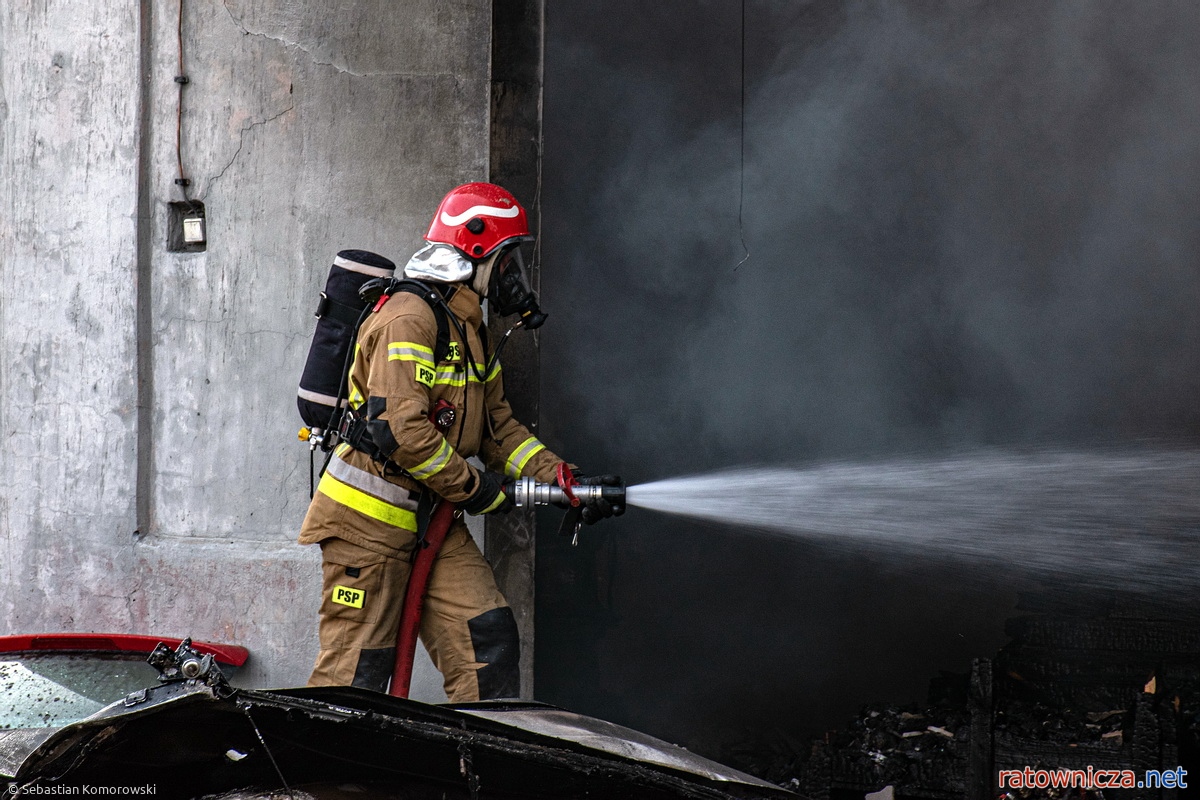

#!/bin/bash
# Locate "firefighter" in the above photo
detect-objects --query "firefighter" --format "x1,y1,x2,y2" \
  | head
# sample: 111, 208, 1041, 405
299, 182, 622, 701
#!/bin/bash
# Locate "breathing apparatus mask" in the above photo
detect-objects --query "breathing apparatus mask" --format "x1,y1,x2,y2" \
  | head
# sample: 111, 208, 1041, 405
484, 243, 547, 330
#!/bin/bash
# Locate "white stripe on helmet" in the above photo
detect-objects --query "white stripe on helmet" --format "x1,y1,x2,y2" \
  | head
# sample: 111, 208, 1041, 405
440, 204, 521, 226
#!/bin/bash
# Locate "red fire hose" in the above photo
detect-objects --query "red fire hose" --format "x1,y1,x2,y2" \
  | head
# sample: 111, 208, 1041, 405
389, 398, 459, 698
389, 497, 457, 698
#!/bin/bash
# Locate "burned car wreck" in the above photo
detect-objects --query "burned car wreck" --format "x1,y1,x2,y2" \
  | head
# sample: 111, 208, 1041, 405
0, 640, 794, 800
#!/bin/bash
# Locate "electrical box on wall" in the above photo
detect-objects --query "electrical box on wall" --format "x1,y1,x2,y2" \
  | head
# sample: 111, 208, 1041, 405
167, 201, 207, 252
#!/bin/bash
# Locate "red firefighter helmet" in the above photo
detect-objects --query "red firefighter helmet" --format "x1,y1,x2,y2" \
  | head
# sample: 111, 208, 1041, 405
425, 183, 534, 260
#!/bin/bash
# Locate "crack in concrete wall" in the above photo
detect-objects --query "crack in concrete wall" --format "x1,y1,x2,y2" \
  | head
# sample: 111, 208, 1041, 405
206, 103, 296, 192
220, 0, 456, 79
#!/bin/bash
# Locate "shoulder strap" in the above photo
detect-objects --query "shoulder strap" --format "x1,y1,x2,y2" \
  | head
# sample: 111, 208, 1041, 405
386, 279, 451, 363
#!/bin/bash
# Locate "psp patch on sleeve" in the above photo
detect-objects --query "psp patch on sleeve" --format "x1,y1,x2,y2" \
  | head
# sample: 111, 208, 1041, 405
415, 364, 435, 388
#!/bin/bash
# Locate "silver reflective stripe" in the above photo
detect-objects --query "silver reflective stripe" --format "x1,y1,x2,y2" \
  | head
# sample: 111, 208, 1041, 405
387, 344, 436, 367
326, 456, 418, 510
334, 254, 394, 278
409, 439, 454, 480
298, 387, 347, 407
504, 436, 545, 478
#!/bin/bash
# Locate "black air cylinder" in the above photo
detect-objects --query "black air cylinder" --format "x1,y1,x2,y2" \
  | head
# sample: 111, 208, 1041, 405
297, 250, 396, 429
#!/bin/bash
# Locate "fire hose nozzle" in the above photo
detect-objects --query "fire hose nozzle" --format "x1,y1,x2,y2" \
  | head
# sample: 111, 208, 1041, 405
505, 476, 626, 510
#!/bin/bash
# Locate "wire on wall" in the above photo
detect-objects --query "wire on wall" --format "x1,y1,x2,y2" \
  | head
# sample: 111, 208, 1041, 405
174, 0, 196, 209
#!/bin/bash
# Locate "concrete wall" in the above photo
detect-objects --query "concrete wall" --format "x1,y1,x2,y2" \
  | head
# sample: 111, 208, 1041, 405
0, 0, 499, 697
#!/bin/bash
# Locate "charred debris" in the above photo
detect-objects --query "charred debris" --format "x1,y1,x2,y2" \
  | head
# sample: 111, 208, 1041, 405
774, 595, 1200, 800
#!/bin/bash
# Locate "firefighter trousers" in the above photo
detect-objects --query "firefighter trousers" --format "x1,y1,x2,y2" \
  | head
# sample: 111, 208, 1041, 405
306, 520, 520, 701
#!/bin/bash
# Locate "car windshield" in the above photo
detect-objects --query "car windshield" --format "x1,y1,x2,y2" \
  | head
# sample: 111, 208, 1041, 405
1, 654, 166, 729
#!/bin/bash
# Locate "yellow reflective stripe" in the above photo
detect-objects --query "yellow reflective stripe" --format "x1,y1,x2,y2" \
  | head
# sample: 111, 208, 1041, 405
479, 490, 508, 514
336, 443, 351, 457
388, 342, 435, 369
326, 454, 417, 509
431, 364, 491, 387
317, 472, 417, 530
486, 361, 502, 382
408, 438, 454, 480
434, 368, 468, 388
504, 436, 545, 478
348, 343, 365, 408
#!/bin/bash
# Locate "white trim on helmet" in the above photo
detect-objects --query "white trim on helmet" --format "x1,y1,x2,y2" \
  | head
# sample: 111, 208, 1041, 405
439, 204, 520, 226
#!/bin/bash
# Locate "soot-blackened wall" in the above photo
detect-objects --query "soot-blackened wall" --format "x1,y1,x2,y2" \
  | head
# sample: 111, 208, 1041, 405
534, 0, 1200, 765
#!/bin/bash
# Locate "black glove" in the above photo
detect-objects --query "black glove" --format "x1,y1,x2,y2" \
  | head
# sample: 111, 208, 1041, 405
574, 472, 626, 525
462, 470, 513, 516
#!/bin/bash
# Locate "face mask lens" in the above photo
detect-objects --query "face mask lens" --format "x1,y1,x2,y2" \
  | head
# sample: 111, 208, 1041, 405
497, 245, 527, 282
491, 245, 534, 314
488, 243, 546, 329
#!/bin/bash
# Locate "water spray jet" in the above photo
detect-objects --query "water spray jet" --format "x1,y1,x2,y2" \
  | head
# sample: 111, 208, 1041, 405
614, 447, 1200, 592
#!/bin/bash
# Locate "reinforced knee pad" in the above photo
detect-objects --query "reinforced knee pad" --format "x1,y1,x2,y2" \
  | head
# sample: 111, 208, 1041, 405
467, 607, 520, 699
351, 647, 396, 693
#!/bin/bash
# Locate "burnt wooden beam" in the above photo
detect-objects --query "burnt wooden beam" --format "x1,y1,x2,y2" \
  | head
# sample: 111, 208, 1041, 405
968, 658, 995, 800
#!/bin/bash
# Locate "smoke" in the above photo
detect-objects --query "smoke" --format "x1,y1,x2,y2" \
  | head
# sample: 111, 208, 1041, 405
536, 0, 1200, 769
